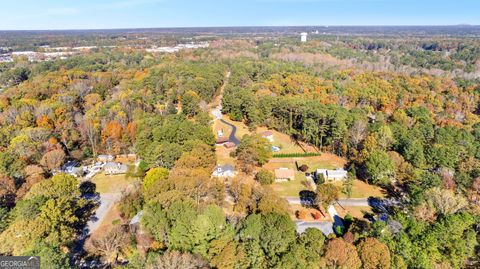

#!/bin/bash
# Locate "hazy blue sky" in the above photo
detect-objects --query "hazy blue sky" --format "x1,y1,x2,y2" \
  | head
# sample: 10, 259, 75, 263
0, 0, 478, 30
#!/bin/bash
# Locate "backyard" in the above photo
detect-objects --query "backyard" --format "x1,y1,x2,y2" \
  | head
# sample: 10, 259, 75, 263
332, 179, 385, 199
91, 173, 139, 194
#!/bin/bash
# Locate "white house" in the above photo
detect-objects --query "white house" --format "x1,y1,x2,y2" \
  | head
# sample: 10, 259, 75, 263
104, 162, 128, 175
316, 168, 348, 182
300, 32, 308, 42
212, 164, 236, 178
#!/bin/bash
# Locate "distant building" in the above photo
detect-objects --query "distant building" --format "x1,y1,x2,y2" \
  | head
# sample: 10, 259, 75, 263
115, 154, 137, 164
316, 168, 348, 182
261, 131, 274, 142
97, 154, 114, 163
104, 162, 128, 175
212, 164, 236, 178
300, 32, 308, 42
275, 168, 295, 182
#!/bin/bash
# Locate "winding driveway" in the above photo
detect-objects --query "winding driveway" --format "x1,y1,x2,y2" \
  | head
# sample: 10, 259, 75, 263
219, 118, 240, 145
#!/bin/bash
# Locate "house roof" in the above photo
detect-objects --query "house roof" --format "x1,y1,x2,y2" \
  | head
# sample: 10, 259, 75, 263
275, 168, 295, 179
216, 137, 229, 144
129, 210, 144, 225
105, 162, 128, 171
316, 168, 347, 178
261, 131, 273, 137
216, 164, 234, 172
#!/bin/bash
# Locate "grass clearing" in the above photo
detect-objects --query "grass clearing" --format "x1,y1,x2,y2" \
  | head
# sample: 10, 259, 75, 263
265, 154, 348, 197
213, 119, 233, 139
222, 116, 251, 139
91, 173, 139, 194
331, 179, 385, 199
335, 205, 373, 220
215, 146, 236, 165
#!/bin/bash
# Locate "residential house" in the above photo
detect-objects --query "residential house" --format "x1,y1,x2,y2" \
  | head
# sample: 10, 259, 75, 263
261, 131, 274, 142
97, 154, 114, 163
115, 154, 137, 164
212, 164, 236, 178
104, 162, 128, 175
315, 168, 348, 182
275, 168, 295, 182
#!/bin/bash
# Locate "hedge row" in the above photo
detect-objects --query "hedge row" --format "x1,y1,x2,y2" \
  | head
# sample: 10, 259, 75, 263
273, 152, 321, 158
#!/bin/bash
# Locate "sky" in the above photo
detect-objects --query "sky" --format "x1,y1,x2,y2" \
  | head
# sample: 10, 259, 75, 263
0, 0, 478, 30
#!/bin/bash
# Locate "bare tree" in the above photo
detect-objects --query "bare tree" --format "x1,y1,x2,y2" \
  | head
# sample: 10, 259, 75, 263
348, 120, 368, 149
40, 149, 66, 171
90, 225, 129, 265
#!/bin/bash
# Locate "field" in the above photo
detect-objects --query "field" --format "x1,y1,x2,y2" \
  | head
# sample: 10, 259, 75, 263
213, 119, 233, 139
331, 179, 385, 199
215, 145, 236, 165
222, 116, 251, 139
334, 205, 373, 220
91, 173, 139, 194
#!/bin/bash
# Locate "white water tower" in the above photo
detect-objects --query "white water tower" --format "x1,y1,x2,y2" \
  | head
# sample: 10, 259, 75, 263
300, 32, 308, 42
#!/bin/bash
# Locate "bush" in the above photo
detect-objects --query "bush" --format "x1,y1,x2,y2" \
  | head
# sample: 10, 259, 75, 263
296, 210, 307, 219
317, 174, 325, 184
255, 169, 275, 185
299, 164, 309, 172
273, 152, 321, 158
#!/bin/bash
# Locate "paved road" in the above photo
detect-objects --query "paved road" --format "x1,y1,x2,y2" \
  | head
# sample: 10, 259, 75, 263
295, 221, 333, 235
285, 196, 369, 207
337, 198, 369, 207
85, 193, 121, 234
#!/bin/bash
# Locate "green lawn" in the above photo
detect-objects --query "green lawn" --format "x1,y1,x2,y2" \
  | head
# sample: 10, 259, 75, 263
331, 179, 385, 199
294, 156, 337, 171
91, 173, 139, 194
272, 177, 313, 197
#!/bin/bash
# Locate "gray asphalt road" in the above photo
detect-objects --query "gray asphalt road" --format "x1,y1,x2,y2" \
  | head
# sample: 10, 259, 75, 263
85, 193, 121, 234
337, 198, 369, 207
285, 197, 369, 207
219, 118, 240, 145
295, 221, 334, 235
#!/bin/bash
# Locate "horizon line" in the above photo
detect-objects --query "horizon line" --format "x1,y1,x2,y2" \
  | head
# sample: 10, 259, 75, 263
0, 24, 478, 32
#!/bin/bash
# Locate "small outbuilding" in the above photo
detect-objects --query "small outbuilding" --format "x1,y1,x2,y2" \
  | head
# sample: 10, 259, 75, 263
275, 168, 295, 182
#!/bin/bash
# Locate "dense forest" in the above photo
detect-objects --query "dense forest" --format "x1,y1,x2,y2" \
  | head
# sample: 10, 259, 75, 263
0, 28, 479, 268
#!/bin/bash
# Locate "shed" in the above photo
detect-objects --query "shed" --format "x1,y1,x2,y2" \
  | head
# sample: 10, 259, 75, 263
274, 168, 295, 182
